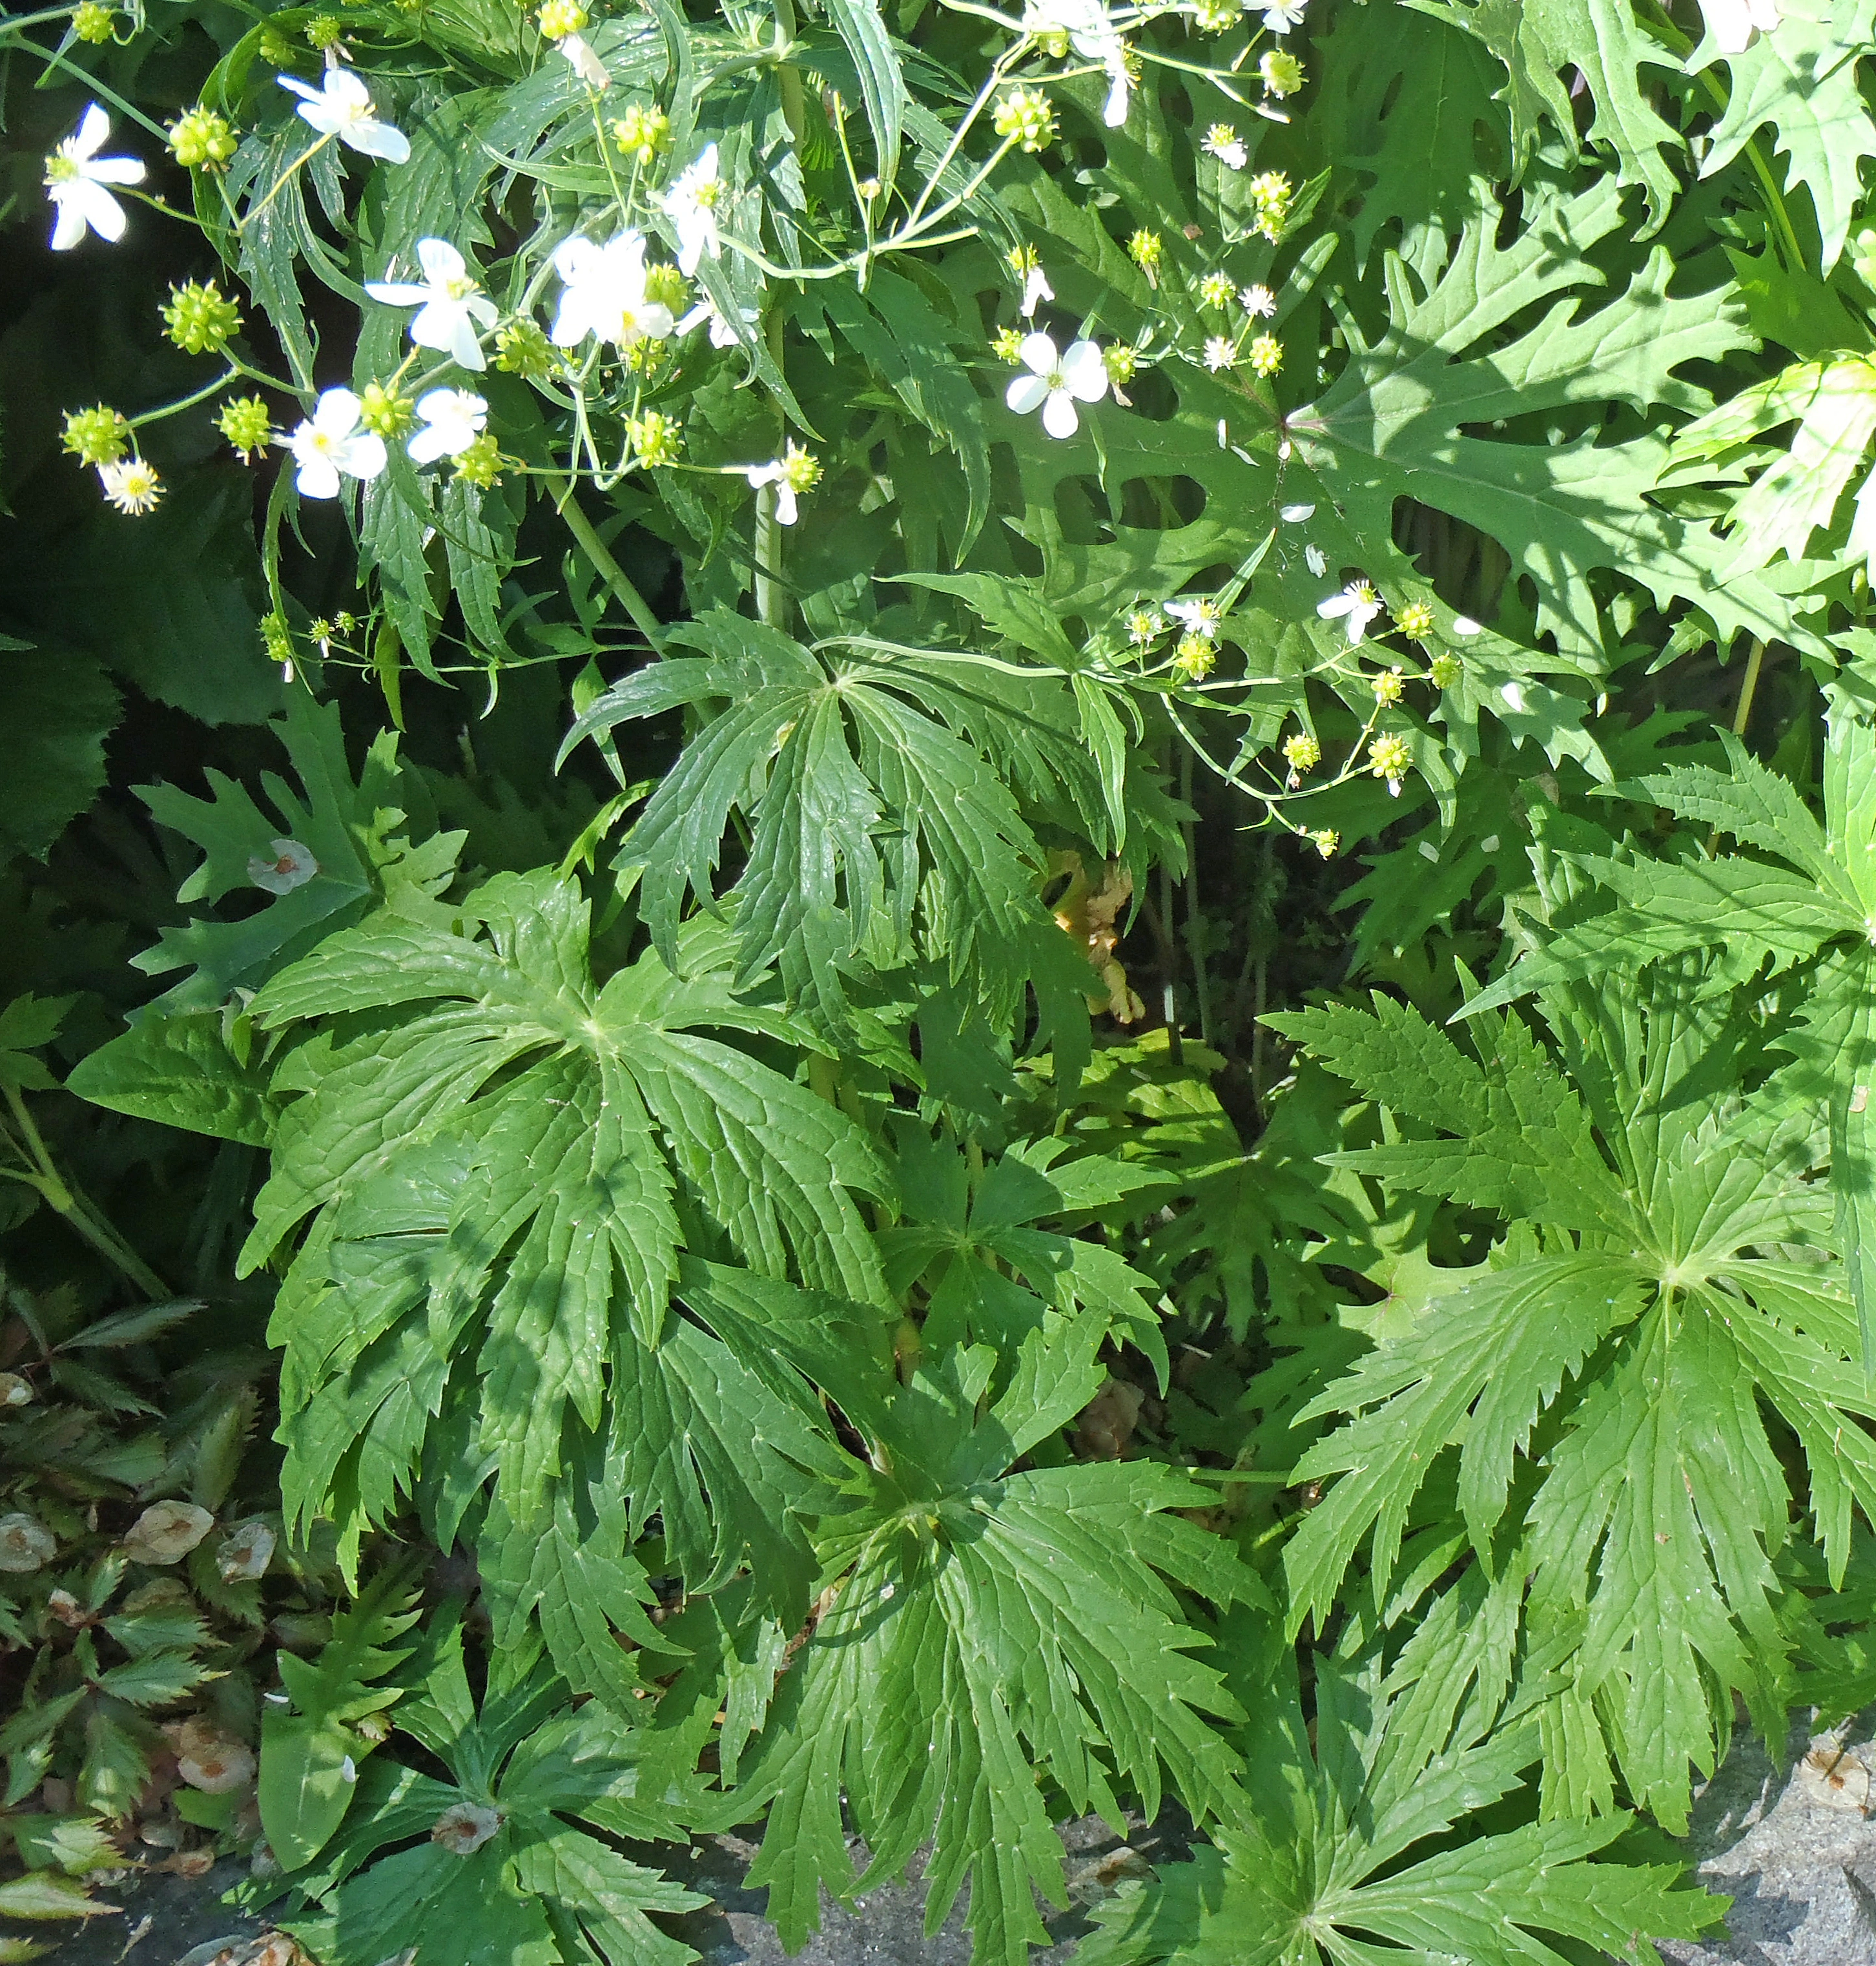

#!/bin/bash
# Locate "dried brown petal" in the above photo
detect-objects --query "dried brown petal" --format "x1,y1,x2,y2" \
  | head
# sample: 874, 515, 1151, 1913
214, 1520, 276, 1582
430, 1801, 503, 1855
0, 1511, 56, 1573
171, 1715, 256, 1795
125, 1500, 214, 1565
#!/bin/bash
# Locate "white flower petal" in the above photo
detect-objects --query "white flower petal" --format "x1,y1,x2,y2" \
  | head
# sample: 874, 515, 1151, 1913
1059, 340, 1109, 402
1280, 502, 1315, 522
415, 236, 464, 284
295, 453, 343, 499
347, 431, 389, 481
345, 121, 411, 163
74, 180, 127, 242
72, 103, 112, 158
50, 197, 89, 251
1007, 373, 1051, 416
1041, 389, 1080, 439
1017, 331, 1059, 378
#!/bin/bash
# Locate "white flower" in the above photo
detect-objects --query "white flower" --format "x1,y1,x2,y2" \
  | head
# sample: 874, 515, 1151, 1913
1166, 596, 1223, 643
407, 388, 488, 464
1202, 123, 1247, 170
551, 231, 675, 349
365, 239, 499, 370
1005, 331, 1108, 439
1304, 543, 1326, 577
278, 68, 411, 163
98, 457, 163, 515
677, 296, 757, 347
744, 457, 805, 524
1202, 335, 1235, 372
1020, 262, 1054, 320
284, 388, 387, 499
1318, 578, 1384, 645
661, 144, 723, 277
1697, 0, 1780, 52
1240, 283, 1277, 318
1024, 0, 1130, 125
44, 105, 146, 251
559, 32, 612, 88
1279, 502, 1314, 521
1258, 0, 1307, 32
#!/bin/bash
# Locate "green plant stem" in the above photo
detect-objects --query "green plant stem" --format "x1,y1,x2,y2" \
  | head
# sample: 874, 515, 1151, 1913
756, 311, 790, 631
1178, 744, 1213, 1048
1731, 637, 1767, 738
548, 477, 666, 650
770, 0, 808, 149
1, 1093, 170, 1300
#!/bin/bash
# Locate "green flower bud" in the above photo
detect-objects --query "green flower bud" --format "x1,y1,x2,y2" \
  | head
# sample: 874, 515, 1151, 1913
304, 13, 344, 47
992, 86, 1055, 154
71, 3, 116, 43
611, 102, 670, 164
218, 395, 274, 462
626, 409, 683, 468
494, 318, 556, 377
1258, 49, 1304, 98
167, 107, 238, 170
451, 434, 504, 488
642, 262, 689, 311
1396, 599, 1436, 641
358, 382, 415, 439
61, 404, 130, 468
161, 279, 243, 357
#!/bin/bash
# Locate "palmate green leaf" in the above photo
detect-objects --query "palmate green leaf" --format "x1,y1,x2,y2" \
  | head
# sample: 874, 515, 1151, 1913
1272, 959, 1876, 1826
737, 1323, 1257, 1966
1695, 0, 1876, 273
1407, 0, 1684, 225
248, 874, 879, 1648
1461, 702, 1876, 1354
1294, 174, 1802, 667
67, 1008, 281, 1147
127, 692, 460, 1014
560, 611, 1109, 1020
283, 1614, 703, 1966
262, 1564, 422, 1868
0, 643, 119, 865
880, 1126, 1170, 1376
1667, 358, 1876, 579
1077, 1591, 1724, 1966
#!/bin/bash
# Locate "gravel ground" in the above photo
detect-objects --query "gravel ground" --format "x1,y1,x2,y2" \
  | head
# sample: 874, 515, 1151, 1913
36, 1723, 1876, 1966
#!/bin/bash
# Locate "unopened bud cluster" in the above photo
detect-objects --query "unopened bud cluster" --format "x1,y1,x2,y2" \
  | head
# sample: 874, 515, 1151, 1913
162, 280, 242, 355
167, 107, 237, 169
